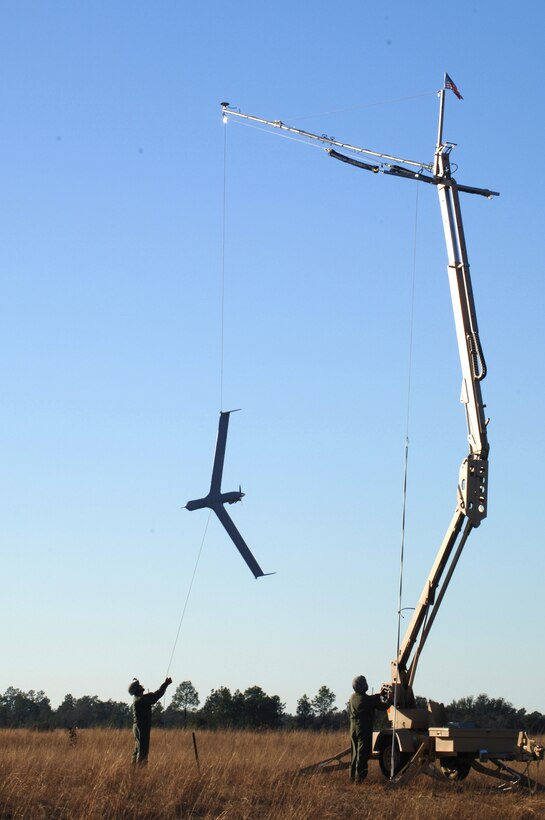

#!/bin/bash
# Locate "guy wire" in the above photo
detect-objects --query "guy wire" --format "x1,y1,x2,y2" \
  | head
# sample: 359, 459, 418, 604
390, 183, 419, 777
229, 118, 326, 150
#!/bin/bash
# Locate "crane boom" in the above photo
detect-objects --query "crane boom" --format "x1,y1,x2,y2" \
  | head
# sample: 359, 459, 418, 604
221, 103, 432, 169
392, 91, 492, 701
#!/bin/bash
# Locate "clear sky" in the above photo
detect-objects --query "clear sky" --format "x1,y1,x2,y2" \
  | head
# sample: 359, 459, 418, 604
2, 1, 544, 716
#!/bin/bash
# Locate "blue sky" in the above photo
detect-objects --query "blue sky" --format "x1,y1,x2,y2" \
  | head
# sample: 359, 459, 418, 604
2, 1, 544, 716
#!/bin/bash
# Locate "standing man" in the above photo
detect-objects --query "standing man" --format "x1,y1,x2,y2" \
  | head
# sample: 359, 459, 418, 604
129, 676, 172, 764
348, 675, 389, 783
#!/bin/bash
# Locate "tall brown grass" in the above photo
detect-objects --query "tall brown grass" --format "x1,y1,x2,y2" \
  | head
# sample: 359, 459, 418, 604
0, 728, 543, 819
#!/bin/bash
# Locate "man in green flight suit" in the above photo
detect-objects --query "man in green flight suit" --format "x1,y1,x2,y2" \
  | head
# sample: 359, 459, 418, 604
129, 676, 172, 764
348, 674, 390, 783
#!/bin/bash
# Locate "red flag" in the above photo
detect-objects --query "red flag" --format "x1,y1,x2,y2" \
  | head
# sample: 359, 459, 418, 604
444, 73, 463, 100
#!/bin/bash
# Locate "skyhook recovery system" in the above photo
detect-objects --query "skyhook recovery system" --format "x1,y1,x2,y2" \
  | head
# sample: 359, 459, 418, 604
221, 81, 543, 787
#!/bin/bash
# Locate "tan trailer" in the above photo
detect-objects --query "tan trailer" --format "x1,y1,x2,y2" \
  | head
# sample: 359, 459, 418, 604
370, 707, 543, 786
303, 721, 542, 789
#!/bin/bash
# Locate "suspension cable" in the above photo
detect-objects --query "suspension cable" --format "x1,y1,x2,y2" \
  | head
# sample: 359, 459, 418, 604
166, 120, 232, 684
220, 118, 228, 409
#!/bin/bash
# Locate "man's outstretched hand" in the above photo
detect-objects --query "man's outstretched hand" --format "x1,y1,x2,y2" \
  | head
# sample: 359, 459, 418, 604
165, 677, 173, 687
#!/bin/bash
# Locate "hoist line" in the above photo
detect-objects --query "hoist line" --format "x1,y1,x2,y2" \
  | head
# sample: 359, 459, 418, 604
165, 123, 231, 685
165, 509, 212, 681
220, 120, 228, 409
403, 183, 419, 437
390, 183, 419, 778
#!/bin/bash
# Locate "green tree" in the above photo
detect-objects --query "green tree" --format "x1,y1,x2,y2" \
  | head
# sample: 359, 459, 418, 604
242, 686, 285, 729
296, 694, 313, 729
104, 699, 131, 728
56, 693, 77, 728
152, 701, 164, 726
525, 711, 545, 734
169, 681, 200, 726
71, 695, 100, 728
0, 687, 52, 728
202, 687, 237, 728
55, 694, 129, 729
311, 686, 336, 727
201, 685, 284, 729
447, 693, 527, 730
312, 685, 336, 717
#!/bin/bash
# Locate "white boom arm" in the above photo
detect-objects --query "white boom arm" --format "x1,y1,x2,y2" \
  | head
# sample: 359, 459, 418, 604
392, 91, 494, 698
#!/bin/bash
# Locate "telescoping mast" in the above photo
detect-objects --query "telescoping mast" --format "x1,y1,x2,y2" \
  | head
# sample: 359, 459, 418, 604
221, 85, 543, 786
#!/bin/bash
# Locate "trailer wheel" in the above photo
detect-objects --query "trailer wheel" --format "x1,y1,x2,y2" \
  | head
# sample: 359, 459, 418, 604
439, 757, 472, 781
378, 741, 411, 778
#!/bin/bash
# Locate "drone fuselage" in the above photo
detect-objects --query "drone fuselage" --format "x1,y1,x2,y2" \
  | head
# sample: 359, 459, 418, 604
185, 490, 244, 511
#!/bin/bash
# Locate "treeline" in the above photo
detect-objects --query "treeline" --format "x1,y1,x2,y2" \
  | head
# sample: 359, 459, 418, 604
0, 683, 338, 731
1, 684, 543, 734
447, 694, 545, 733
0, 689, 130, 731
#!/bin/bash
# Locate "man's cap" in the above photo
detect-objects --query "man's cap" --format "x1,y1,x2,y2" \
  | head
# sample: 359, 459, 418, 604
128, 678, 140, 696
352, 675, 368, 693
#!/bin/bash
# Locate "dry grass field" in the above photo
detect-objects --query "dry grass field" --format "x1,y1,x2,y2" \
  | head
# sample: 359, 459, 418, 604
0, 728, 543, 819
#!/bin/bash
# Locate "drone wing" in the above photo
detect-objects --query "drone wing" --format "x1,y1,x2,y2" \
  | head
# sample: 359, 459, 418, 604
213, 505, 269, 579
209, 411, 231, 497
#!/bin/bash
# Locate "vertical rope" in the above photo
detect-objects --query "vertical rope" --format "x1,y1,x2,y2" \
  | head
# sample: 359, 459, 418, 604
390, 184, 419, 777
164, 121, 230, 696
220, 120, 228, 410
